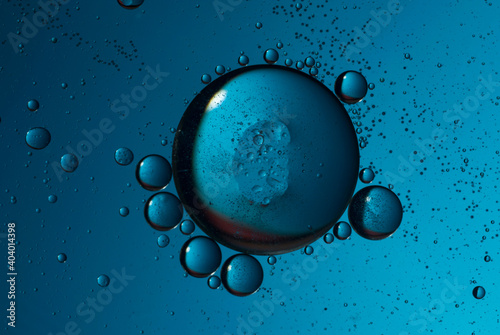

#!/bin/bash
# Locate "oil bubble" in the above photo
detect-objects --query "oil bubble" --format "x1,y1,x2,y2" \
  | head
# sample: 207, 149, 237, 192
115, 147, 134, 166
144, 192, 183, 231
136, 154, 172, 191
359, 167, 375, 183
25, 127, 51, 150
334, 71, 368, 104
208, 275, 221, 289
48, 195, 58, 203
215, 65, 226, 75
157, 234, 170, 248
323, 233, 334, 244
333, 221, 352, 240
201, 74, 212, 84
221, 254, 263, 297
263, 49, 279, 64
61, 153, 79, 172
238, 55, 249, 66
348, 186, 403, 240
255, 22, 262, 29
57, 253, 67, 263
180, 236, 222, 278
119, 207, 130, 217
267, 255, 277, 265
172, 64, 359, 254
305, 56, 315, 67
304, 245, 314, 255
473, 286, 486, 299
180, 219, 195, 235
97, 274, 110, 287
27, 99, 39, 111
117, 0, 144, 9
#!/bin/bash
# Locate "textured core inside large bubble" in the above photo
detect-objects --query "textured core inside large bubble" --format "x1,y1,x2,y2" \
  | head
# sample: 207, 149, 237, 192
172, 64, 359, 254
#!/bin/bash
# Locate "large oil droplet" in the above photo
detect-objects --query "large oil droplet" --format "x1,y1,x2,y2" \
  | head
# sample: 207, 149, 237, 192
221, 254, 263, 297
179, 236, 222, 278
144, 192, 183, 231
348, 186, 403, 240
117, 0, 144, 9
60, 153, 79, 172
172, 64, 359, 254
115, 147, 134, 166
473, 286, 486, 299
25, 127, 51, 150
334, 71, 368, 104
136, 154, 172, 191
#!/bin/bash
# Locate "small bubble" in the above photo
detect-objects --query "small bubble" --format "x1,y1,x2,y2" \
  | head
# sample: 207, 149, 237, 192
201, 74, 212, 84
359, 168, 375, 183
267, 255, 277, 265
221, 254, 263, 297
57, 253, 67, 263
117, 0, 144, 9
255, 22, 263, 29
208, 275, 221, 289
215, 65, 226, 75
334, 71, 368, 104
119, 207, 130, 217
60, 153, 79, 173
144, 192, 183, 231
263, 49, 279, 64
238, 55, 250, 66
323, 233, 334, 244
48, 195, 58, 203
97, 274, 110, 287
472, 286, 486, 299
115, 148, 134, 166
25, 127, 51, 150
304, 245, 314, 255
180, 219, 195, 235
180, 236, 222, 278
27, 99, 39, 112
157, 234, 170, 248
136, 154, 172, 191
333, 221, 352, 240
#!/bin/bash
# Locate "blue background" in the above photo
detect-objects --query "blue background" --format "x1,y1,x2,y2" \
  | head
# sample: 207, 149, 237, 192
1, 0, 498, 334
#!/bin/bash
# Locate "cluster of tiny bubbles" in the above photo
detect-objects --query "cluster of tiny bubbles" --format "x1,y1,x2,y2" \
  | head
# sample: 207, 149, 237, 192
60, 153, 79, 172
215, 65, 226, 75
180, 219, 195, 235
25, 127, 51, 150
201, 74, 212, 84
333, 221, 352, 240
348, 186, 403, 240
179, 236, 222, 278
472, 286, 486, 299
119, 206, 129, 217
238, 55, 249, 66
117, 0, 144, 9
172, 64, 359, 254
157, 234, 170, 248
97, 274, 110, 287
323, 233, 334, 244
267, 255, 277, 265
136, 154, 172, 191
144, 192, 183, 231
207, 275, 221, 289
48, 195, 58, 203
359, 167, 375, 184
334, 71, 368, 104
57, 253, 67, 263
114, 147, 134, 166
27, 99, 39, 111
220, 254, 264, 297
263, 48, 279, 64
304, 245, 314, 255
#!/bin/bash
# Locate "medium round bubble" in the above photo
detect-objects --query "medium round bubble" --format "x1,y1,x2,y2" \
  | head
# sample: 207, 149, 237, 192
57, 253, 67, 263
172, 64, 359, 254
119, 206, 129, 217
136, 154, 172, 191
238, 55, 249, 66
179, 236, 222, 278
263, 49, 279, 64
285, 58, 293, 67
359, 168, 375, 183
221, 254, 263, 297
27, 99, 39, 111
157, 234, 170, 248
348, 186, 403, 240
48, 194, 58, 203
201, 74, 212, 84
267, 255, 277, 265
144, 192, 183, 231
473, 286, 486, 299
25, 127, 51, 150
117, 0, 144, 9
255, 22, 262, 29
208, 275, 221, 289
180, 219, 195, 235
60, 153, 79, 172
333, 221, 352, 240
305, 56, 315, 67
323, 233, 334, 244
215, 65, 226, 75
304, 245, 314, 255
97, 274, 110, 287
334, 71, 368, 104
114, 147, 134, 166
